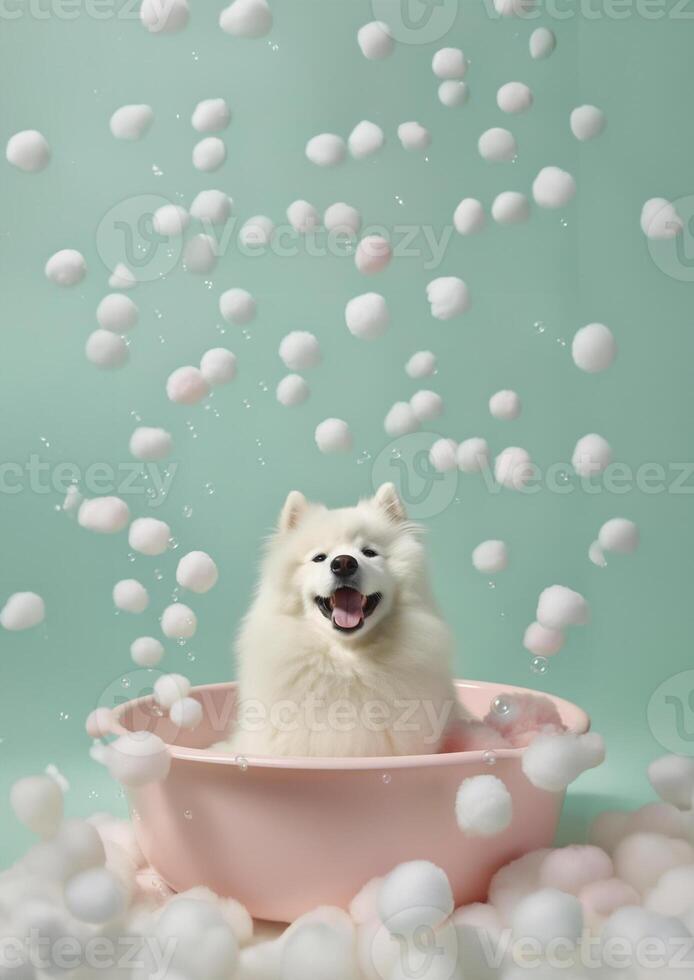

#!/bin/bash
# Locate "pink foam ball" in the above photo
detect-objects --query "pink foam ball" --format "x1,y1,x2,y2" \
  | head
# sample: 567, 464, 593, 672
588, 810, 630, 853
166, 366, 210, 405
539, 845, 613, 895
625, 802, 690, 840
579, 878, 641, 920
613, 832, 694, 893
354, 236, 392, 275
85, 708, 113, 739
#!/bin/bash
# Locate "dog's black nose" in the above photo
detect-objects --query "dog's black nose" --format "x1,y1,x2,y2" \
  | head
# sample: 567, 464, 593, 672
331, 554, 358, 578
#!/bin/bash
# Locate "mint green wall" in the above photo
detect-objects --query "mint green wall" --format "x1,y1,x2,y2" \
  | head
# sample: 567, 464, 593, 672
2, 1, 693, 862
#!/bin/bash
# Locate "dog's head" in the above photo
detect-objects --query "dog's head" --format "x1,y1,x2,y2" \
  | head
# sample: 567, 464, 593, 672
262, 483, 426, 641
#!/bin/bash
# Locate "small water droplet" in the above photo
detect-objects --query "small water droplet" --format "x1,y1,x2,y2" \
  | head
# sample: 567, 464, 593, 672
531, 656, 549, 675
356, 450, 372, 466
169, 536, 179, 550
184, 809, 193, 820
491, 695, 513, 718
381, 773, 392, 785
183, 504, 193, 519
186, 650, 197, 662
40, 436, 51, 449
154, 568, 164, 581
482, 750, 497, 766
257, 380, 269, 392
128, 552, 137, 563
555, 337, 567, 348
235, 755, 249, 772
533, 320, 546, 335
242, 399, 252, 410
391, 448, 401, 460
121, 677, 131, 689
58, 711, 70, 721
88, 789, 100, 800
152, 164, 164, 177
559, 217, 569, 228
130, 410, 143, 422
204, 482, 215, 496
488, 581, 496, 590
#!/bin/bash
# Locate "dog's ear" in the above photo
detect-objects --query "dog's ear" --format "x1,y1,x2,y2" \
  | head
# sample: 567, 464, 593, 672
278, 490, 309, 532
373, 482, 407, 523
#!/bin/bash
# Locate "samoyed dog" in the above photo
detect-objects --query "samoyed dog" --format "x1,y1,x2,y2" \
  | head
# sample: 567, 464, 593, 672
221, 483, 464, 758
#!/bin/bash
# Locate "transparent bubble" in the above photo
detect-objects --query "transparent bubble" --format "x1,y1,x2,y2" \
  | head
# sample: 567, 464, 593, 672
152, 164, 164, 177
40, 436, 51, 449
169, 536, 179, 550
184, 809, 193, 820
154, 568, 164, 581
533, 320, 546, 335
186, 651, 197, 662
58, 711, 70, 721
128, 552, 137, 563
382, 773, 392, 785
204, 483, 215, 496
531, 656, 549, 675
482, 750, 497, 766
235, 755, 249, 772
121, 677, 131, 689
183, 505, 193, 519
356, 450, 372, 466
491, 695, 513, 717
488, 581, 496, 590
257, 380, 269, 392
88, 790, 100, 800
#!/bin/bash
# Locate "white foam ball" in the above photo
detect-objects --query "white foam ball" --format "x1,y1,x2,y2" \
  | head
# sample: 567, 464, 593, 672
279, 331, 321, 370
161, 604, 197, 639
64, 868, 126, 924
357, 21, 394, 59
78, 497, 130, 534
478, 128, 517, 162
571, 322, 617, 373
154, 673, 191, 710
190, 189, 232, 224
166, 366, 210, 405
276, 374, 309, 407
324, 202, 361, 236
129, 426, 172, 461
286, 200, 321, 234
130, 636, 164, 668
385, 402, 419, 438
598, 518, 639, 554
140, 0, 189, 33
410, 390, 443, 422
282, 922, 356, 980
458, 438, 489, 473
537, 584, 589, 629
96, 293, 138, 332
153, 204, 189, 237
345, 293, 389, 339
348, 120, 384, 159
219, 0, 272, 37
106, 732, 171, 787
472, 540, 508, 575
10, 776, 63, 836
489, 389, 521, 420
397, 121, 430, 151
492, 191, 530, 225
429, 438, 458, 473
128, 518, 171, 556
522, 732, 605, 792
432, 47, 467, 78
378, 861, 453, 934
305, 133, 346, 167
497, 82, 533, 114
85, 330, 128, 369
454, 198, 485, 235
572, 433, 612, 477
219, 287, 256, 325
355, 235, 392, 275
406, 350, 436, 378
511, 889, 583, 945
6, 130, 50, 172
86, 708, 113, 739
648, 755, 694, 810
1, 592, 46, 632
109, 104, 153, 140
532, 166, 576, 208
570, 104, 606, 141
646, 865, 694, 918
192, 98, 230, 133
456, 775, 512, 837
109, 262, 136, 289
523, 621, 564, 657
488, 850, 550, 923
45, 249, 86, 286
239, 214, 275, 247
426, 276, 470, 319
176, 551, 219, 594
193, 137, 226, 172
529, 27, 556, 59
169, 697, 203, 730
539, 846, 613, 895
495, 446, 533, 490
113, 579, 149, 614
200, 348, 237, 385
641, 197, 683, 239
614, 832, 694, 893
315, 419, 353, 454
438, 81, 469, 108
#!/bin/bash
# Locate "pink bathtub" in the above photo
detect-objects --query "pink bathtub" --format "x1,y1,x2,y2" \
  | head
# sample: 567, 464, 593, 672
110, 680, 589, 923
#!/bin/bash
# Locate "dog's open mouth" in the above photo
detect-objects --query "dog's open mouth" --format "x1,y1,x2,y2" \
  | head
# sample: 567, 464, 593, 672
315, 588, 381, 632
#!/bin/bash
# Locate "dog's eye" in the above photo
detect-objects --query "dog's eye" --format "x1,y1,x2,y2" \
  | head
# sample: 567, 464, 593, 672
362, 548, 378, 558
312, 553, 327, 563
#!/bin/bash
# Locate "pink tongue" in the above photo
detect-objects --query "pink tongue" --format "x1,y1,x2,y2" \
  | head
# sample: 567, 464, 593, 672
332, 588, 363, 629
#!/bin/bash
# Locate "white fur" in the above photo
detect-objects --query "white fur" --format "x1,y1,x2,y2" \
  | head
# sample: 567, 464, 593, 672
224, 484, 462, 757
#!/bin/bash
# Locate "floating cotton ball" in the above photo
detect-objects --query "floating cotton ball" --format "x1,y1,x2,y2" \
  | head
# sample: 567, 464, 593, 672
345, 293, 389, 340
410, 389, 443, 422
130, 636, 164, 668
426, 276, 470, 319
1, 592, 46, 631
570, 105, 606, 141
532, 166, 576, 208
129, 426, 172, 461
536, 585, 589, 629
200, 348, 237, 385
45, 249, 86, 287
646, 865, 694, 918
64, 868, 126, 924
86, 708, 113, 739
239, 214, 275, 248
478, 128, 517, 162
406, 350, 436, 378
193, 136, 226, 172
571, 322, 617, 373
572, 433, 612, 477
385, 402, 419, 438
355, 235, 392, 275
598, 518, 639, 554
324, 202, 361, 236
490, 389, 521, 420
286, 200, 321, 234
108, 262, 136, 289
648, 755, 694, 810
497, 82, 533, 114
128, 518, 171, 557
140, 0, 189, 33
154, 673, 192, 710
529, 26, 555, 59
523, 621, 564, 657
379, 861, 453, 934
169, 697, 203, 730
84, 329, 127, 371
166, 366, 210, 405
472, 540, 508, 575
276, 374, 309, 407
458, 438, 490, 473
113, 579, 149, 614
96, 293, 138, 332
429, 438, 458, 473
314, 419, 353, 453
282, 922, 356, 980
397, 121, 430, 151
190, 189, 232, 224
279, 331, 321, 370
219, 287, 256, 325
488, 850, 551, 923
161, 603, 197, 639
106, 732, 171, 787
6, 129, 50, 172
192, 97, 230, 133
511, 888, 583, 946
348, 120, 384, 159
456, 775, 512, 837
495, 446, 533, 490
432, 47, 467, 78
10, 775, 63, 836
78, 496, 130, 534
176, 551, 219, 594
641, 197, 683, 239
522, 732, 605, 792
539, 846, 613, 895
614, 832, 694, 893
454, 198, 485, 235
305, 133, 346, 167
357, 20, 394, 59
153, 204, 189, 237
438, 81, 469, 108
491, 191, 530, 225
109, 104, 153, 140
219, 0, 272, 37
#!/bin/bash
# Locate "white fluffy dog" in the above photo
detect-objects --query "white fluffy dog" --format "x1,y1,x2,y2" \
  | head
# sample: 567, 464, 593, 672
222, 483, 464, 758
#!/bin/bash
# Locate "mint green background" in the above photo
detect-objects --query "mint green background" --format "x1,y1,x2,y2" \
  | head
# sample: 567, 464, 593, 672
2, 0, 693, 864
